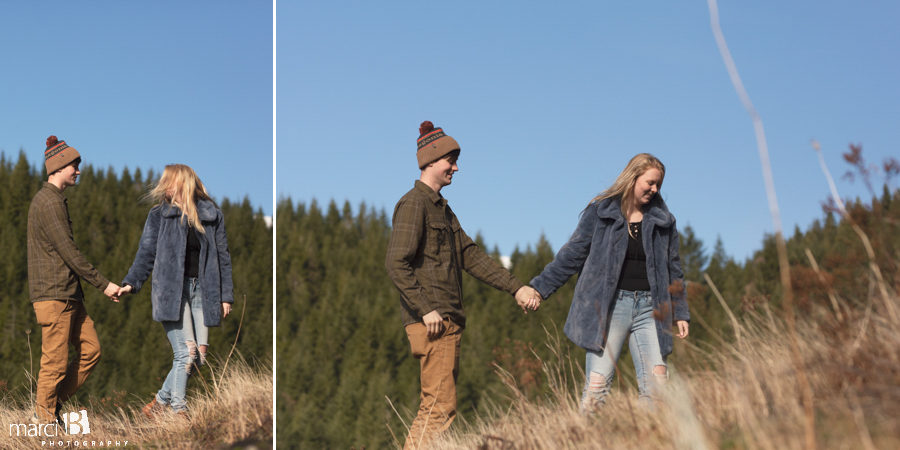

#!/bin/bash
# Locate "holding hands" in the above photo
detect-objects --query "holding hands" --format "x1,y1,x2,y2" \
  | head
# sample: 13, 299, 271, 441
104, 282, 122, 302
515, 286, 542, 313
114, 284, 133, 299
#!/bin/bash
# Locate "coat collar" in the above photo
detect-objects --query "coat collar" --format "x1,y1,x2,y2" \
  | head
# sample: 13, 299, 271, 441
593, 195, 674, 228
160, 199, 217, 221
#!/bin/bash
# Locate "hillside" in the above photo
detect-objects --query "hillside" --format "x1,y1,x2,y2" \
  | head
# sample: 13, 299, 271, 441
276, 167, 897, 448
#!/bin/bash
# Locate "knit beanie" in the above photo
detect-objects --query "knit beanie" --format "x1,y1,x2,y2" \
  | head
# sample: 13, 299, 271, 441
44, 136, 82, 174
416, 121, 460, 169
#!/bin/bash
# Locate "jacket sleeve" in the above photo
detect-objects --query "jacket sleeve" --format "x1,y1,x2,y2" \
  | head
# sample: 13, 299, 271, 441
42, 199, 110, 290
529, 206, 597, 300
668, 223, 690, 322
385, 199, 435, 317
122, 208, 160, 293
459, 227, 523, 295
214, 211, 235, 303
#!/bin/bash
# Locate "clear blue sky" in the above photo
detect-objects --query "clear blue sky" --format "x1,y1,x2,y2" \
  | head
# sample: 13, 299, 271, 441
282, 1, 899, 263
1, 1, 272, 214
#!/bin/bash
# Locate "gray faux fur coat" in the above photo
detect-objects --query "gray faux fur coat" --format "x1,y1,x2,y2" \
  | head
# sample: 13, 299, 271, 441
123, 199, 234, 326
530, 195, 689, 356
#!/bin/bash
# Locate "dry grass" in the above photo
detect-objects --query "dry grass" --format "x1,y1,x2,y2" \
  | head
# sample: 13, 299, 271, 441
1, 357, 272, 449
423, 287, 900, 449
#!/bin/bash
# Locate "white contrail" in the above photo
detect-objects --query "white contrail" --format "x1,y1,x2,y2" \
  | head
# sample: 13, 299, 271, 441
707, 0, 783, 237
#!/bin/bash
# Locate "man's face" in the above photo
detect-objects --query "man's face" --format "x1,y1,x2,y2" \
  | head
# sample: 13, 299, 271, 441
428, 153, 459, 188
57, 162, 81, 188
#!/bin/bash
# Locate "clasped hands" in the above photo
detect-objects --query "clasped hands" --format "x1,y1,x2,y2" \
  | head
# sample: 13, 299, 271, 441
105, 283, 232, 317
102, 283, 133, 302
515, 286, 542, 314
103, 282, 123, 302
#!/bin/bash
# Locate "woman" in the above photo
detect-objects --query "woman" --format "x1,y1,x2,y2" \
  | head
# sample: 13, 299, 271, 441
120, 164, 234, 417
528, 153, 689, 412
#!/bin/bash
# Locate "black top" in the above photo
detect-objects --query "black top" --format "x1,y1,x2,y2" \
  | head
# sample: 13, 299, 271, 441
616, 221, 651, 291
184, 227, 201, 278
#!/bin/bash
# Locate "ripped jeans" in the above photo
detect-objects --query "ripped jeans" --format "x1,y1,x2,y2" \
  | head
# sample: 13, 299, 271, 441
156, 277, 208, 412
582, 290, 666, 412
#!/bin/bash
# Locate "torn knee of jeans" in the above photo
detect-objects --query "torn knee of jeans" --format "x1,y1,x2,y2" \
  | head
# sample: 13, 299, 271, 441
185, 341, 198, 374
652, 365, 668, 382
587, 371, 607, 392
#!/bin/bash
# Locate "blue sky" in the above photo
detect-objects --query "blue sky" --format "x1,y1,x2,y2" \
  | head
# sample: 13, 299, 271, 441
279, 1, 899, 263
1, 1, 272, 214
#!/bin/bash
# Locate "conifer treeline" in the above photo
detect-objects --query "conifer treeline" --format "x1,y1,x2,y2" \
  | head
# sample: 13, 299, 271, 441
0, 151, 272, 403
276, 186, 898, 448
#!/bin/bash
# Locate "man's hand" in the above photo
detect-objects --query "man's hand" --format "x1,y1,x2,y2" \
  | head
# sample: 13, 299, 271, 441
104, 282, 121, 302
222, 302, 232, 318
422, 310, 445, 338
676, 320, 690, 339
514, 286, 542, 313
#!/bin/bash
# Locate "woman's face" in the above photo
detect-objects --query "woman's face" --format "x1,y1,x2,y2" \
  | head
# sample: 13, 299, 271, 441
632, 168, 662, 206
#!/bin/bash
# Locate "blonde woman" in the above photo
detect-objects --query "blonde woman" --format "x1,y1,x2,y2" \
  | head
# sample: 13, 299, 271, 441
120, 164, 234, 416
528, 153, 689, 412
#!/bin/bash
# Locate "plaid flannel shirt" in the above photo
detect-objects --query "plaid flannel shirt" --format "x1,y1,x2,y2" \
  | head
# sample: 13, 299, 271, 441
385, 180, 523, 328
27, 183, 109, 302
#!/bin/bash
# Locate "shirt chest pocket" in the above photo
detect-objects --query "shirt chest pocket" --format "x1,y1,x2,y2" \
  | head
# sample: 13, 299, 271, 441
425, 219, 453, 265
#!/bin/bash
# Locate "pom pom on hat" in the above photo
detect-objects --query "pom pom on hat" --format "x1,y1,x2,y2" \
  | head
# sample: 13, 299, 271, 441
419, 121, 434, 137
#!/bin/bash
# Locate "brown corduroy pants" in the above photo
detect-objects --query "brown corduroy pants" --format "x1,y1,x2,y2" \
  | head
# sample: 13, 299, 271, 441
404, 319, 462, 450
32, 300, 101, 422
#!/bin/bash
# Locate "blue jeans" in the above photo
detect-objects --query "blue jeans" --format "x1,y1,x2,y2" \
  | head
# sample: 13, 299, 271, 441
582, 290, 666, 412
156, 278, 207, 412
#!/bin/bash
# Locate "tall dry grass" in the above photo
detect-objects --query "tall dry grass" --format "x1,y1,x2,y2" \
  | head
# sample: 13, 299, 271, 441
0, 356, 272, 449
418, 281, 899, 449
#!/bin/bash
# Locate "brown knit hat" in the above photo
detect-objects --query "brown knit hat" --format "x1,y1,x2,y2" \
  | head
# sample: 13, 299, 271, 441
44, 136, 82, 174
416, 121, 460, 169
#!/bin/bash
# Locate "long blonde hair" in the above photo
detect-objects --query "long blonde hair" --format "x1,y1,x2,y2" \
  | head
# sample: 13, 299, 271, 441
147, 164, 212, 234
590, 153, 666, 217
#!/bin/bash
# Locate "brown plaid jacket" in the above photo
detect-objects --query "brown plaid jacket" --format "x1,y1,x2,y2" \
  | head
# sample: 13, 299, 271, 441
385, 180, 523, 328
27, 183, 110, 302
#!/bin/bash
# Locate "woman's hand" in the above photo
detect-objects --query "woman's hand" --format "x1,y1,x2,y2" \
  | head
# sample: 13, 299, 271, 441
116, 284, 134, 298
222, 302, 232, 318
675, 320, 689, 339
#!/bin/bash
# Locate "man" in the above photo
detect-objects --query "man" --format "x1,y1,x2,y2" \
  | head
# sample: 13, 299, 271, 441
27, 135, 121, 424
385, 121, 539, 449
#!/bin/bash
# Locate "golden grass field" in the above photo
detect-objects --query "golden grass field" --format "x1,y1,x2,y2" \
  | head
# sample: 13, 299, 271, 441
414, 281, 899, 450
1, 357, 272, 449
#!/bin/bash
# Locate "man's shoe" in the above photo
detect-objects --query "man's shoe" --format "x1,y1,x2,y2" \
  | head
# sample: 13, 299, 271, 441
31, 405, 58, 425
54, 403, 65, 429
